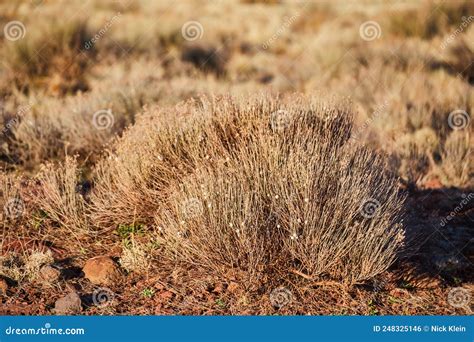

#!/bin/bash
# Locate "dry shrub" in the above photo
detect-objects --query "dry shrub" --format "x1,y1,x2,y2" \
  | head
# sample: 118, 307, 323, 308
119, 240, 151, 273
1, 77, 154, 170
389, 119, 472, 188
2, 20, 94, 96
445, 41, 474, 85
0, 250, 53, 283
31, 156, 87, 234
90, 95, 406, 286
392, 140, 432, 187
389, 0, 474, 39
392, 128, 439, 185
438, 131, 472, 187
0, 171, 25, 224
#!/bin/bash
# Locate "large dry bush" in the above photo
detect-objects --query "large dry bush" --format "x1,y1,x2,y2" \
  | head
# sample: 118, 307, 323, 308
90, 95, 406, 286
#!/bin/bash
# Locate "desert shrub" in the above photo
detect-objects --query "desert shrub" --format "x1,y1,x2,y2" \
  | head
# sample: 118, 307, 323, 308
2, 20, 94, 96
388, 0, 474, 39
438, 131, 472, 187
444, 41, 474, 85
119, 240, 152, 273
392, 138, 433, 186
0, 171, 24, 224
90, 95, 406, 286
0, 76, 155, 170
0, 250, 53, 283
31, 156, 88, 234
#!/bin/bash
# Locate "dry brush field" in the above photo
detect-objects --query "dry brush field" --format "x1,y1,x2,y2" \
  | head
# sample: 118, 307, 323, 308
0, 0, 473, 315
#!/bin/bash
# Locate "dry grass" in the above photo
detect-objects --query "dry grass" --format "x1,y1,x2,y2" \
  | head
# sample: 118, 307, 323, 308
438, 131, 472, 187
388, 0, 474, 39
31, 156, 87, 234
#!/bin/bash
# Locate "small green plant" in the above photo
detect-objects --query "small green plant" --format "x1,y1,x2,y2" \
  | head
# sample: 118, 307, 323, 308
367, 299, 379, 315
388, 296, 402, 304
117, 223, 145, 239
141, 288, 155, 298
215, 298, 227, 309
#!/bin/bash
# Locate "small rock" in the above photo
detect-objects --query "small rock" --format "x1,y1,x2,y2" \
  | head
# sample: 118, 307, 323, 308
39, 265, 61, 282
83, 256, 122, 285
54, 292, 82, 314
0, 278, 8, 295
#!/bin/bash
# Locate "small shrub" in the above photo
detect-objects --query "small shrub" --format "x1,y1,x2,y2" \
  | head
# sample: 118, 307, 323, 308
120, 241, 151, 273
438, 131, 472, 187
141, 288, 155, 298
0, 250, 53, 283
0, 172, 23, 224
117, 223, 145, 240
2, 20, 95, 96
445, 41, 474, 85
31, 156, 87, 233
392, 141, 432, 186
